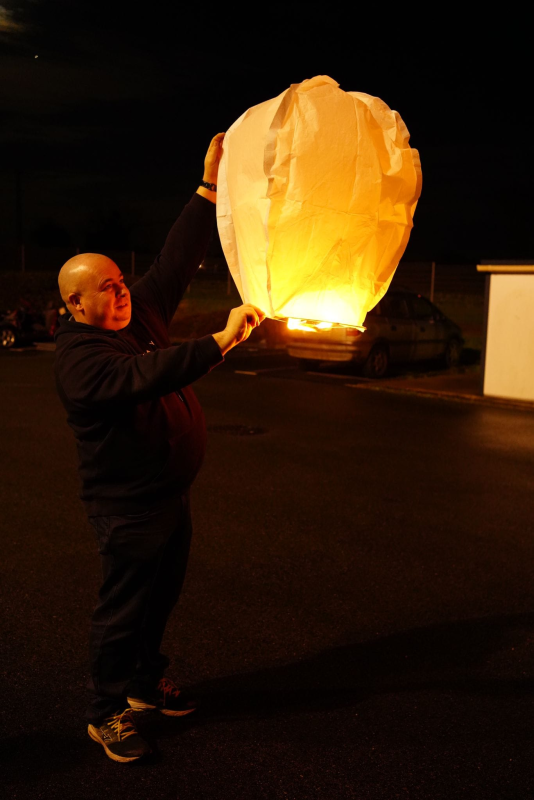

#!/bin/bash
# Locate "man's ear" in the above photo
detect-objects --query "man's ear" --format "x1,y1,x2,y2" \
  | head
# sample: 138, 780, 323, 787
68, 292, 82, 310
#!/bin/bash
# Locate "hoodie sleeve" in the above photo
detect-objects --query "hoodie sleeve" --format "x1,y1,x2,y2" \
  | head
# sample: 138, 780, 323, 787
130, 193, 215, 327
57, 333, 223, 408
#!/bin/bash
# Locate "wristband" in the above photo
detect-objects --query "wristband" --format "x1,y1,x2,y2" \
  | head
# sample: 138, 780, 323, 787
200, 180, 217, 192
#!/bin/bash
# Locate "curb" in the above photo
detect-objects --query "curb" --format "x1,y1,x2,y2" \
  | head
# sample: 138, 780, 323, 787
346, 381, 534, 412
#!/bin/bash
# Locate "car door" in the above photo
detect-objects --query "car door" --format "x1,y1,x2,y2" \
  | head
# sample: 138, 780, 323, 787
408, 295, 440, 360
380, 294, 416, 363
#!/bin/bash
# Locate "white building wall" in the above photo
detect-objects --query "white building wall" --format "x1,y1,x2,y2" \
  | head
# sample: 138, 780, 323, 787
484, 273, 534, 402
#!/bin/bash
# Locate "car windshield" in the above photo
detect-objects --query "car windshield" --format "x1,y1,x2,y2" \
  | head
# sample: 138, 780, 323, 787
410, 295, 435, 319
381, 295, 411, 319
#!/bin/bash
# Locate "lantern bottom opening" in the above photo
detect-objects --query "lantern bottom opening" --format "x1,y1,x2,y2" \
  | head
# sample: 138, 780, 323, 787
276, 316, 366, 333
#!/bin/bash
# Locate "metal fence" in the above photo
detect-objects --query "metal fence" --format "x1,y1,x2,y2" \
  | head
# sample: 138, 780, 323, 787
392, 262, 485, 298
0, 243, 157, 277
0, 244, 485, 299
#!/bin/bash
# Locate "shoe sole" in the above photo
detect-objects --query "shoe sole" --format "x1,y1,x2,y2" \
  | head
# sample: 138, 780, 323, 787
127, 697, 197, 716
160, 707, 196, 717
87, 725, 151, 763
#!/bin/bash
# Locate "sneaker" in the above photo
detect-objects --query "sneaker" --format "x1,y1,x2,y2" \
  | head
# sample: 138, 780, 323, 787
88, 708, 152, 763
128, 676, 197, 717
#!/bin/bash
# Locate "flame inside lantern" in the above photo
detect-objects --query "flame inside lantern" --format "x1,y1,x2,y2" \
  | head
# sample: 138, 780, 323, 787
279, 289, 369, 331
287, 319, 332, 332
286, 318, 365, 333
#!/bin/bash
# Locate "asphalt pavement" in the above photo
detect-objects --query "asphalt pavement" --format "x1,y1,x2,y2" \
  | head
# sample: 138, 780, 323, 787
2, 347, 534, 800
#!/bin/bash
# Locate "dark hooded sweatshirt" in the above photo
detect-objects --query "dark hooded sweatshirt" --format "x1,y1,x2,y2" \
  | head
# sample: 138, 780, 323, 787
54, 193, 224, 517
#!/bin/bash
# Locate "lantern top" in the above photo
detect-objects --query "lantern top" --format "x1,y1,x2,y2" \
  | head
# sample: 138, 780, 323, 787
292, 75, 339, 93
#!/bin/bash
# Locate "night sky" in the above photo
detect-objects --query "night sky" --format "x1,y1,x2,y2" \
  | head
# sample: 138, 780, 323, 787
1, 1, 531, 262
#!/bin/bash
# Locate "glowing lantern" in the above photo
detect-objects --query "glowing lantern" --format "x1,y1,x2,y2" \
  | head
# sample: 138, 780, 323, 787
217, 75, 422, 330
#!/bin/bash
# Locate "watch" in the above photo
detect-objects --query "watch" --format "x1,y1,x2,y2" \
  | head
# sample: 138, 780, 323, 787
200, 180, 217, 192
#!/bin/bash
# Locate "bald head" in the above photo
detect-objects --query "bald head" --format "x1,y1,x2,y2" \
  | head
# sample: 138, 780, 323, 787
58, 252, 131, 330
58, 253, 114, 305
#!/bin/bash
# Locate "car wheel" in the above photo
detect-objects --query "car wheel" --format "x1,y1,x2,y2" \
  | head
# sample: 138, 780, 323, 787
444, 338, 462, 368
1, 327, 17, 349
298, 359, 321, 371
363, 344, 389, 378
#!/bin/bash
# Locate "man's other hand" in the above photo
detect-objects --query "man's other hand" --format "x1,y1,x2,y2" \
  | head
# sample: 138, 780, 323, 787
212, 304, 266, 355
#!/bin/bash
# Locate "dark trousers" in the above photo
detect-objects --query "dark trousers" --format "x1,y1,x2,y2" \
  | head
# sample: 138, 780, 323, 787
87, 492, 192, 725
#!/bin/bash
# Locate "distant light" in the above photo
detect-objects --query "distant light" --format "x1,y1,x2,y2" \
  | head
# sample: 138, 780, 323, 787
34, 55, 38, 59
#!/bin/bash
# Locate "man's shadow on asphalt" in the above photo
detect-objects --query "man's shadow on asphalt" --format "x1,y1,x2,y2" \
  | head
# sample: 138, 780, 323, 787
3, 612, 534, 780
151, 611, 534, 740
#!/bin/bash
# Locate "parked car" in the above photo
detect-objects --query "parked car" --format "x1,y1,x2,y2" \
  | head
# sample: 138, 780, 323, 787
0, 305, 54, 349
286, 288, 464, 378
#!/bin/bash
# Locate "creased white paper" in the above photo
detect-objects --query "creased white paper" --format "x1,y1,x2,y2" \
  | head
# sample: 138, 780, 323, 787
217, 75, 422, 328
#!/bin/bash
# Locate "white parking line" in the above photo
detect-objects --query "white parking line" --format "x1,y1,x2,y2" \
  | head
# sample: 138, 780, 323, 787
253, 366, 295, 373
305, 371, 346, 379
306, 370, 374, 381
234, 370, 258, 376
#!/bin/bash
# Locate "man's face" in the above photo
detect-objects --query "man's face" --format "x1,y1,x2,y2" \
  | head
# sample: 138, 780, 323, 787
77, 259, 131, 330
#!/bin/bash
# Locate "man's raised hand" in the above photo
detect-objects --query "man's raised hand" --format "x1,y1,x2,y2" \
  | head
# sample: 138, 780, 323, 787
203, 132, 225, 185
197, 132, 225, 203
212, 304, 266, 355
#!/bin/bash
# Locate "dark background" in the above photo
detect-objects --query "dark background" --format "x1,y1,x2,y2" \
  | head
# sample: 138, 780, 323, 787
1, 1, 531, 262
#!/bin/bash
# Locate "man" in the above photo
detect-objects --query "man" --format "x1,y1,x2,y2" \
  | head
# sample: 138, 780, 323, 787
55, 133, 265, 763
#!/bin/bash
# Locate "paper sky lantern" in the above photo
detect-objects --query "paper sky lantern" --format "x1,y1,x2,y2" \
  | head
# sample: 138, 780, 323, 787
217, 75, 422, 330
